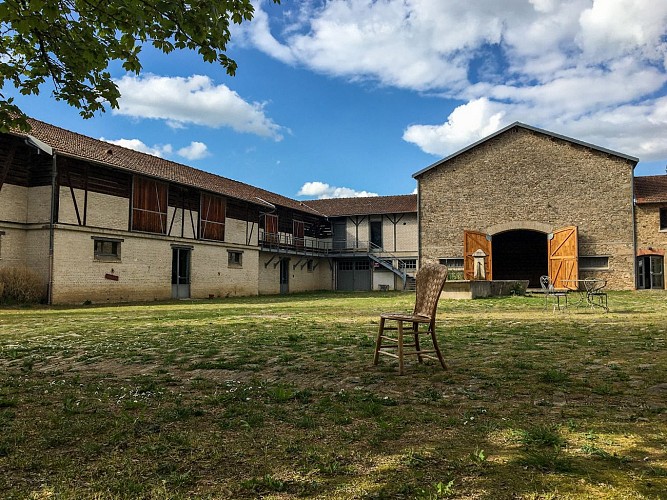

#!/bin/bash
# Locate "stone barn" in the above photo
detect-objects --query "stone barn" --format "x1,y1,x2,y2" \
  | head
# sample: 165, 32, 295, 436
413, 122, 639, 290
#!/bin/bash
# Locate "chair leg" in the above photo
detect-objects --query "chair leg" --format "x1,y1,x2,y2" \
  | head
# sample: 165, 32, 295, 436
397, 320, 405, 376
429, 320, 447, 371
413, 322, 423, 363
373, 317, 385, 365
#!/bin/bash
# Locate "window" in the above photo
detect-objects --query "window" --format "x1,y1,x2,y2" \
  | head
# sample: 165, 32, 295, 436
338, 261, 353, 271
579, 256, 609, 270
400, 259, 417, 270
132, 176, 168, 234
439, 258, 464, 269
440, 257, 464, 280
660, 207, 667, 230
355, 261, 370, 271
307, 259, 314, 272
201, 193, 226, 241
93, 237, 122, 261
228, 250, 243, 268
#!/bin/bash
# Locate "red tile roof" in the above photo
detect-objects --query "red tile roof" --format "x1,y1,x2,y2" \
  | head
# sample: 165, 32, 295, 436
19, 118, 322, 215
303, 194, 417, 216
635, 175, 667, 204
15, 118, 417, 218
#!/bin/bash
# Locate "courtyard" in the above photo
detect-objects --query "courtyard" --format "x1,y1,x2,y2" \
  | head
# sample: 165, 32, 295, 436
0, 291, 665, 498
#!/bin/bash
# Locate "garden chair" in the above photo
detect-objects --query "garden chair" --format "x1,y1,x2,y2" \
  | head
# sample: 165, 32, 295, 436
373, 263, 448, 375
540, 275, 568, 312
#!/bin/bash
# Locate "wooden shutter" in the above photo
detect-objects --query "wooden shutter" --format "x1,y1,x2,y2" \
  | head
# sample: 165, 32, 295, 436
265, 214, 278, 243
293, 220, 304, 249
200, 193, 226, 241
549, 226, 578, 289
132, 176, 167, 234
464, 230, 492, 280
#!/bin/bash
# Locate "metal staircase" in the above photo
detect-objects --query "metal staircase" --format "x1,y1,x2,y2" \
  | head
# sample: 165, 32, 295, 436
367, 243, 413, 289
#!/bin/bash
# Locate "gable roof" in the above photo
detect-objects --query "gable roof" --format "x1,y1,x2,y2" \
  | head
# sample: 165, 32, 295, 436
412, 122, 639, 178
17, 118, 322, 215
303, 194, 417, 217
635, 175, 667, 204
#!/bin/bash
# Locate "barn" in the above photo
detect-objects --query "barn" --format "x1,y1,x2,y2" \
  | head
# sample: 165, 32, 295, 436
413, 122, 639, 290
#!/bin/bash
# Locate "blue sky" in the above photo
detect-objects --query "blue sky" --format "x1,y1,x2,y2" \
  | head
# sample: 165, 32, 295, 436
7, 0, 667, 198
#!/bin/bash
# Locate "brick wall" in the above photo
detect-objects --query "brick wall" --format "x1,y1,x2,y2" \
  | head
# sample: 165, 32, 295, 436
59, 188, 129, 230
417, 127, 636, 289
51, 226, 262, 304
0, 184, 28, 223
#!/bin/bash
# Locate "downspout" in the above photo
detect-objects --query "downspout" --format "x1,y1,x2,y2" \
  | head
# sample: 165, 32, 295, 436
48, 152, 57, 304
631, 163, 637, 290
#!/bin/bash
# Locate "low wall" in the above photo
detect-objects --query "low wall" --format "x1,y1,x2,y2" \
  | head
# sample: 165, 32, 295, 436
442, 280, 529, 299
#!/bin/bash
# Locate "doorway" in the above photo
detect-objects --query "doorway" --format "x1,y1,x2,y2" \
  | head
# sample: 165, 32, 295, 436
492, 230, 548, 288
637, 255, 664, 289
370, 220, 383, 249
280, 258, 289, 294
171, 247, 191, 298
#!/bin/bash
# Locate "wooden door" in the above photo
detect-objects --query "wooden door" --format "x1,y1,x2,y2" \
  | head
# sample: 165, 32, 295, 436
264, 214, 278, 243
293, 220, 304, 249
548, 226, 578, 289
464, 230, 492, 280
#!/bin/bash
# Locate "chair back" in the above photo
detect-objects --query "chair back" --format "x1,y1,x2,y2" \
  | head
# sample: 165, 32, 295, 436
413, 264, 448, 319
540, 275, 552, 291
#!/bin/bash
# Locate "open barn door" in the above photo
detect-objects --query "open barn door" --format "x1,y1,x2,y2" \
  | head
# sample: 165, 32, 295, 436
464, 230, 492, 280
549, 226, 578, 289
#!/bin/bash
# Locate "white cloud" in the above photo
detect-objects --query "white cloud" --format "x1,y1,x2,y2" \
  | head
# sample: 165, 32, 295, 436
101, 137, 211, 162
246, 0, 667, 161
100, 137, 172, 158
177, 141, 209, 161
114, 74, 284, 140
297, 181, 379, 199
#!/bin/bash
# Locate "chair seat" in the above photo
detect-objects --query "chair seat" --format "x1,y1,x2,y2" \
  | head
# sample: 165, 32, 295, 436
380, 313, 431, 323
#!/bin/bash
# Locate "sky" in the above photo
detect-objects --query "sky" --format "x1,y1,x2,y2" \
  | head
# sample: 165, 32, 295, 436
6, 0, 667, 199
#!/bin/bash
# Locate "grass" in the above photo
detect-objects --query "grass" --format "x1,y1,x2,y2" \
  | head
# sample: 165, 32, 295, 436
0, 290, 666, 498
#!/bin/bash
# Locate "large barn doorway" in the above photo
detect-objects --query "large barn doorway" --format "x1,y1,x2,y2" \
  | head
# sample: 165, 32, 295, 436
492, 230, 548, 288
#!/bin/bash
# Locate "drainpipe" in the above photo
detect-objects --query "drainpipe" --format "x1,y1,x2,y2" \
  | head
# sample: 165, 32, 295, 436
48, 152, 57, 305
631, 165, 637, 290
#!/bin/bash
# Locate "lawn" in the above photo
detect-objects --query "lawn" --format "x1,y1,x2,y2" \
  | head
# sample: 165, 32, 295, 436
0, 291, 665, 499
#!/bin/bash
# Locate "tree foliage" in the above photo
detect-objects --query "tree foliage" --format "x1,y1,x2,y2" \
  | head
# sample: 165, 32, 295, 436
0, 0, 280, 132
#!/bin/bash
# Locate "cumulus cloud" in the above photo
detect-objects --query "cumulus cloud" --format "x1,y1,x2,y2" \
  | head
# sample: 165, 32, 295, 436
100, 138, 172, 158
297, 181, 379, 199
101, 137, 210, 162
245, 0, 667, 160
114, 74, 284, 140
177, 142, 209, 161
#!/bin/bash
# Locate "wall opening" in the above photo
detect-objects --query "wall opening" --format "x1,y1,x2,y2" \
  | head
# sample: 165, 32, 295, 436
492, 230, 547, 288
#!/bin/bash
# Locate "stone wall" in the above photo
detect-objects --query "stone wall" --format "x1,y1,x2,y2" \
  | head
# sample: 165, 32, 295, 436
258, 252, 332, 295
635, 204, 667, 255
417, 127, 636, 289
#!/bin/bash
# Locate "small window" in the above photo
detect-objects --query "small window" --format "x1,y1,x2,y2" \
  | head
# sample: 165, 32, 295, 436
579, 256, 609, 270
338, 261, 353, 271
439, 258, 464, 269
228, 250, 243, 268
93, 237, 122, 261
355, 261, 370, 271
660, 207, 667, 230
400, 259, 417, 270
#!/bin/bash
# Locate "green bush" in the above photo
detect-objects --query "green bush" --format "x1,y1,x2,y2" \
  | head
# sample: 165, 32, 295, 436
0, 267, 45, 304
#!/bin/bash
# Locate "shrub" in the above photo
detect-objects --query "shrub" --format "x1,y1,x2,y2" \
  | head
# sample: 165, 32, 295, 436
0, 267, 45, 304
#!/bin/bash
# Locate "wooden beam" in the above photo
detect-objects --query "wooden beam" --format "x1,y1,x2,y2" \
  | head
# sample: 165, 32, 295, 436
0, 141, 18, 192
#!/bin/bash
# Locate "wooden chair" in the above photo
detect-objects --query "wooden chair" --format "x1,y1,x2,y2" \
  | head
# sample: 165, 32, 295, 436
540, 275, 568, 312
373, 263, 448, 375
